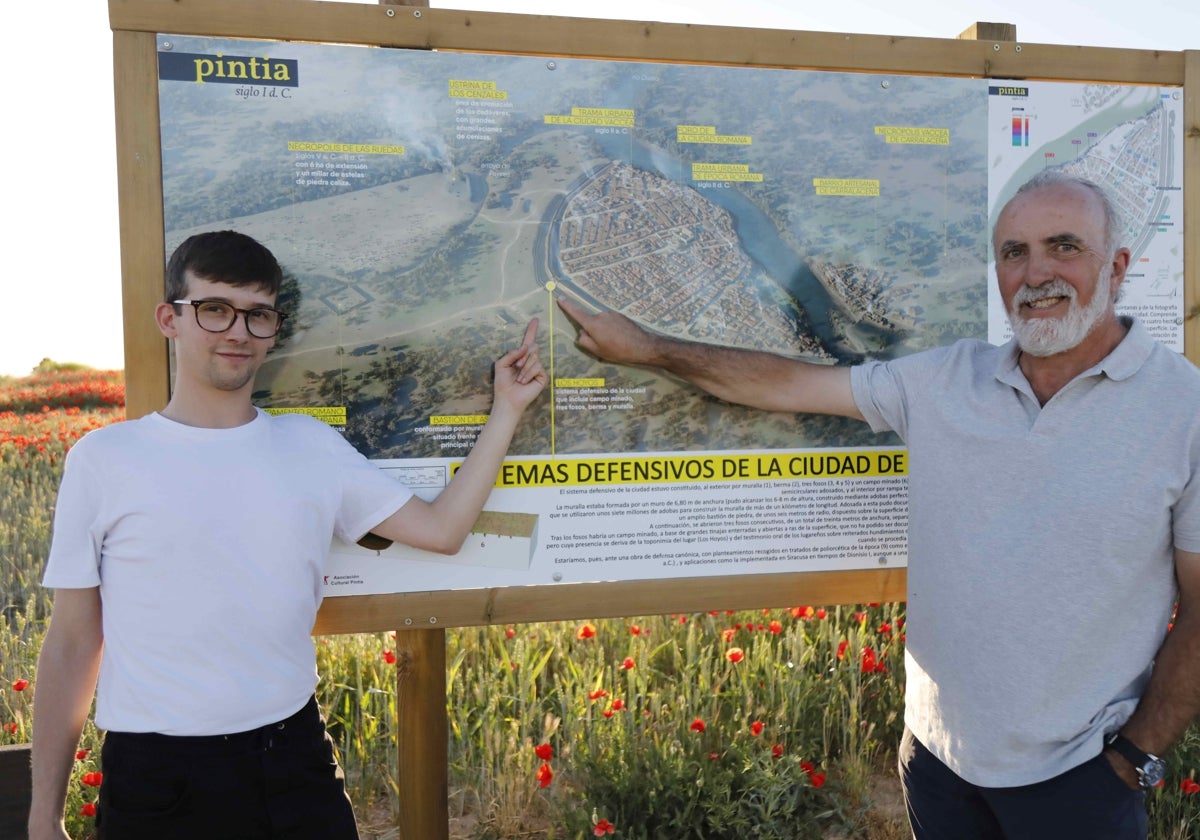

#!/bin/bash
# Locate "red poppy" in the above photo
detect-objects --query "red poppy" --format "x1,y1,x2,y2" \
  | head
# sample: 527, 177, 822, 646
603, 709, 615, 719
593, 818, 615, 836
722, 628, 736, 643
2, 723, 16, 735
811, 772, 827, 788
81, 772, 103, 787
534, 743, 553, 761
800, 761, 816, 774
629, 624, 643, 636
836, 640, 849, 660
771, 744, 784, 759
11, 679, 29, 692
1181, 778, 1200, 794
75, 749, 91, 760
768, 620, 783, 634
80, 802, 97, 817
610, 699, 626, 712
576, 623, 597, 640
853, 611, 868, 623
505, 627, 515, 639
708, 752, 720, 761
878, 622, 892, 634
791, 606, 814, 619
535, 763, 553, 788
815, 609, 828, 619
382, 650, 396, 665
621, 657, 636, 670
750, 721, 764, 736
588, 688, 610, 701
725, 647, 745, 663
690, 718, 706, 733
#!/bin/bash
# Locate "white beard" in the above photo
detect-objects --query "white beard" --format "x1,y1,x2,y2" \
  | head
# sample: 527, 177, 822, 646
1007, 267, 1112, 357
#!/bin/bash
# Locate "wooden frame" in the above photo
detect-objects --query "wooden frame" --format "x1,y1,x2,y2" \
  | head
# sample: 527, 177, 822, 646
108, 3, 1198, 835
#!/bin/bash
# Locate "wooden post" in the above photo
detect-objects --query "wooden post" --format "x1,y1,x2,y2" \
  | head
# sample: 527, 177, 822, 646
957, 22, 1017, 41
394, 628, 448, 840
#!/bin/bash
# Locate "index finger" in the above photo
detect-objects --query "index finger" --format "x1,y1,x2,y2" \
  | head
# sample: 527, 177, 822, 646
556, 296, 587, 323
521, 318, 539, 349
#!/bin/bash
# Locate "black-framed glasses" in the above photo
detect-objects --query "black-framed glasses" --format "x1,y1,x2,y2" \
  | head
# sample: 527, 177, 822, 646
173, 299, 287, 339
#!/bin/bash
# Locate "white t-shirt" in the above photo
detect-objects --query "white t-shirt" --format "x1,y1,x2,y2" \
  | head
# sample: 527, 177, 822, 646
43, 409, 413, 735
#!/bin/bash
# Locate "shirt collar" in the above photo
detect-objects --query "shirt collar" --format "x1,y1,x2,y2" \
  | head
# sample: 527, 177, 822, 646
995, 316, 1152, 391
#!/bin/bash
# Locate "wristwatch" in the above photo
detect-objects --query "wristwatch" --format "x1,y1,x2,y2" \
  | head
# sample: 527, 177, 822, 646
1106, 733, 1167, 789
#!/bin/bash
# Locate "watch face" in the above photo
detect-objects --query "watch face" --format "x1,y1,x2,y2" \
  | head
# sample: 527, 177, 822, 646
1141, 758, 1167, 789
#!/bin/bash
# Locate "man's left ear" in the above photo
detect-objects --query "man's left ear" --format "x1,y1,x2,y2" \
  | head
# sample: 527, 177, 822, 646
1111, 247, 1132, 302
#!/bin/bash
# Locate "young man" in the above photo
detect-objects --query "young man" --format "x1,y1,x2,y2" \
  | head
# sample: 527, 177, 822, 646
558, 171, 1200, 839
29, 231, 546, 840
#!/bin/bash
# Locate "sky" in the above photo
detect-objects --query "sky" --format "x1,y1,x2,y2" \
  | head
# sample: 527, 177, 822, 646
1, 0, 1195, 377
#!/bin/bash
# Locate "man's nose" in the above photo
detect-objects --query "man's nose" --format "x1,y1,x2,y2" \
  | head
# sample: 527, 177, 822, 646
1023, 248, 1058, 286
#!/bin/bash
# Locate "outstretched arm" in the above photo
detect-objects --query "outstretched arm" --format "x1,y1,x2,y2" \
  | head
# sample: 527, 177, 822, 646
371, 319, 547, 554
1106, 547, 1200, 788
556, 296, 862, 420
28, 587, 103, 840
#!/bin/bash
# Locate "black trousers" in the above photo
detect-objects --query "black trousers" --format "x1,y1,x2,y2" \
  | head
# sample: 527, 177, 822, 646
97, 696, 359, 840
899, 727, 1146, 840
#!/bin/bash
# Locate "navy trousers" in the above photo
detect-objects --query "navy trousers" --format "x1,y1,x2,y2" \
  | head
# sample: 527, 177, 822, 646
96, 696, 359, 840
899, 727, 1146, 840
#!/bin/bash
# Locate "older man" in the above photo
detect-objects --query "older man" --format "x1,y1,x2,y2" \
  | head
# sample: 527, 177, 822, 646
557, 171, 1200, 839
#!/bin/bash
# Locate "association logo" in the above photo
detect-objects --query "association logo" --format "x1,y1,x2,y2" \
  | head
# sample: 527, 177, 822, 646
988, 85, 1029, 98
158, 51, 299, 87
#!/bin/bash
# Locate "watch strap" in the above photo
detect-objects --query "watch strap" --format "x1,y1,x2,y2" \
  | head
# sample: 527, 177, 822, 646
1106, 733, 1151, 768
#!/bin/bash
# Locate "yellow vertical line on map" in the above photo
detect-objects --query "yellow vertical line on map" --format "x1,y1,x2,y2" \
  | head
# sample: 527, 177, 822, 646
547, 283, 557, 456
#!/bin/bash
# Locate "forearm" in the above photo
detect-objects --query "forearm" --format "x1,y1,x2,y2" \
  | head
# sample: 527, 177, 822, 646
1119, 601, 1200, 757
424, 402, 524, 550
28, 610, 102, 835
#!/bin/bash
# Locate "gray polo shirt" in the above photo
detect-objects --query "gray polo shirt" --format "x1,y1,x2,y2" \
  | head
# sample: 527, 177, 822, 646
851, 318, 1200, 786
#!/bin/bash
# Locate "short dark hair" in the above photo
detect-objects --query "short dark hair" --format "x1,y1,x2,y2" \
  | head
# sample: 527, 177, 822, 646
165, 231, 283, 302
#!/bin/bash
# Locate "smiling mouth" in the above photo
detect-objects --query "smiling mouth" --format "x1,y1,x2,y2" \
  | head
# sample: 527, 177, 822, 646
1023, 296, 1068, 311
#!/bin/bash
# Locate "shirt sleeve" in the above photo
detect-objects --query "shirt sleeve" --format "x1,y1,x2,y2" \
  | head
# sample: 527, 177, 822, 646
41, 439, 104, 588
321, 428, 414, 543
850, 360, 910, 441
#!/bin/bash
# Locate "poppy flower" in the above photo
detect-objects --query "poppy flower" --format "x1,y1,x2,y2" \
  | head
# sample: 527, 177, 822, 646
382, 650, 396, 665
750, 720, 764, 736
75, 749, 91, 760
836, 640, 849, 660
80, 802, 97, 817
11, 679, 29, 691
767, 620, 783, 634
629, 624, 642, 635
722, 628, 736, 643
725, 647, 744, 663
811, 772, 827, 788
505, 627, 515, 639
588, 689, 609, 701
603, 709, 615, 719
690, 718, 706, 733
81, 772, 103, 787
610, 699, 626, 712
534, 743, 553, 761
576, 623, 596, 639
1181, 778, 1200, 794
2, 723, 16, 735
593, 818, 615, 836
621, 657, 635, 670
535, 762, 553, 788
771, 744, 784, 759
815, 608, 828, 619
